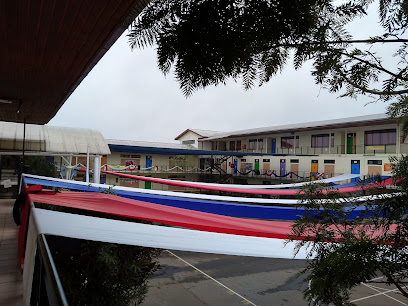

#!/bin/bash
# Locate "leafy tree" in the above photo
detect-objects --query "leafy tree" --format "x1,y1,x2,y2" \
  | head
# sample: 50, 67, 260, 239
128, 0, 408, 104
25, 156, 57, 177
289, 156, 408, 305
48, 236, 161, 306
128, 2, 408, 303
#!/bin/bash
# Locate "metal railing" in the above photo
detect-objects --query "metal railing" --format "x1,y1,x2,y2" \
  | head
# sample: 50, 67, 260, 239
30, 234, 68, 306
233, 170, 344, 181
239, 144, 398, 155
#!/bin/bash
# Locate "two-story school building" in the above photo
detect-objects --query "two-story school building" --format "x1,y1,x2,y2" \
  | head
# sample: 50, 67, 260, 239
104, 113, 405, 188
187, 113, 403, 180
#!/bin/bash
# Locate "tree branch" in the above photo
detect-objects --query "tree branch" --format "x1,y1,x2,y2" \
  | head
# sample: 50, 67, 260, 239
383, 271, 408, 298
270, 38, 408, 49
337, 69, 408, 96
339, 51, 408, 82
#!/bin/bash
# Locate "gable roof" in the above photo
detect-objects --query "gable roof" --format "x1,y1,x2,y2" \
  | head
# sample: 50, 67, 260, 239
174, 129, 223, 140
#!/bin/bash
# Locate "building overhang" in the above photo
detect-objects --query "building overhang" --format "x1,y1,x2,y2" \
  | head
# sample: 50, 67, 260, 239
108, 144, 281, 157
0, 0, 148, 124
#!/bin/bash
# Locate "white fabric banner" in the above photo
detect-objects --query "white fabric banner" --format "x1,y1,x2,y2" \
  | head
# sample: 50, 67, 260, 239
31, 207, 308, 259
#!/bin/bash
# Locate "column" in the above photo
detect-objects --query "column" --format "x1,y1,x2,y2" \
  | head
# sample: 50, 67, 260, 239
93, 155, 101, 184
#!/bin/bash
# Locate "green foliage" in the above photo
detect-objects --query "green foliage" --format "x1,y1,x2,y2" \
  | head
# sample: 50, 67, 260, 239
129, 0, 408, 99
129, 0, 365, 96
99, 186, 118, 195
49, 237, 161, 306
289, 156, 408, 305
25, 156, 56, 177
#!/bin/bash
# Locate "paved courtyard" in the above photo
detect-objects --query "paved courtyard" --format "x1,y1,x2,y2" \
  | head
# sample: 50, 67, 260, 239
143, 251, 408, 306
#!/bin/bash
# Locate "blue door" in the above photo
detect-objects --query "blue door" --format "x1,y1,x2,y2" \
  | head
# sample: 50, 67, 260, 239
280, 159, 286, 176
234, 159, 238, 174
272, 139, 276, 154
146, 156, 152, 171
351, 160, 360, 182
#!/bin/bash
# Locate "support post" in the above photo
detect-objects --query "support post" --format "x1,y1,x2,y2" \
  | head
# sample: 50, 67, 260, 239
65, 156, 72, 180
86, 145, 90, 183
93, 155, 101, 184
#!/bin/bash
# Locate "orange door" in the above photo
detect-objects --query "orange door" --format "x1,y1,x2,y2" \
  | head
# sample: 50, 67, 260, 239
311, 160, 318, 175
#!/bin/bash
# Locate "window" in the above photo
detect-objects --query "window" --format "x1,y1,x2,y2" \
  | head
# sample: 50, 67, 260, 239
263, 159, 270, 162
281, 136, 299, 148
368, 160, 382, 165
249, 139, 263, 150
365, 129, 396, 145
249, 139, 257, 150
229, 141, 235, 151
324, 160, 335, 164
182, 140, 195, 145
257, 139, 263, 150
311, 134, 334, 148
236, 140, 241, 150
290, 159, 299, 163
120, 154, 140, 158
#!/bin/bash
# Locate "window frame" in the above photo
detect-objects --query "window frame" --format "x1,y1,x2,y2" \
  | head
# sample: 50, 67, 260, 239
311, 134, 334, 148
365, 129, 396, 146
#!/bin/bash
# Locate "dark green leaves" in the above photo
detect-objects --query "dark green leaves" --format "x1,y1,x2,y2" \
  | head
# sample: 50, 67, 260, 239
290, 158, 408, 305
129, 0, 342, 96
128, 0, 408, 103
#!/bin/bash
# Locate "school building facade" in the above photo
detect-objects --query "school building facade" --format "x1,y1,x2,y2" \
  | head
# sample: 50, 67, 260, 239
190, 113, 402, 180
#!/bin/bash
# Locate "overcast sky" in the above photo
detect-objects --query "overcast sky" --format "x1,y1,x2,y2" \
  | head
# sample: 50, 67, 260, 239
48, 4, 389, 143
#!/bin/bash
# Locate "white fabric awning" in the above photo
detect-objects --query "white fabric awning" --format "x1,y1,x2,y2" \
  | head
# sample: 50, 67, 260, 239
0, 121, 110, 155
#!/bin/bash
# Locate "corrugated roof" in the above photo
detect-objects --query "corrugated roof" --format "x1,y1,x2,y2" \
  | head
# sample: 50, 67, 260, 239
0, 121, 110, 155
204, 113, 391, 141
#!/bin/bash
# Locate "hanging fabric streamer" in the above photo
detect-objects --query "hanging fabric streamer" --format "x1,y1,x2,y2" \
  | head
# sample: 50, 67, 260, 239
237, 169, 253, 175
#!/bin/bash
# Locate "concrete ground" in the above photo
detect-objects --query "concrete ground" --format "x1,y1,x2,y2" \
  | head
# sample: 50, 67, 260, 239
0, 199, 23, 306
143, 250, 408, 306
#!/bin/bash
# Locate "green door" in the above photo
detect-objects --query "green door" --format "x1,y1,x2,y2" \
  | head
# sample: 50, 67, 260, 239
254, 159, 260, 175
347, 133, 355, 154
145, 181, 151, 189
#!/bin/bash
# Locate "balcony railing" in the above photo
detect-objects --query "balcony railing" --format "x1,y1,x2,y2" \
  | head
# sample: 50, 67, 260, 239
30, 234, 68, 306
233, 170, 345, 181
240, 144, 399, 155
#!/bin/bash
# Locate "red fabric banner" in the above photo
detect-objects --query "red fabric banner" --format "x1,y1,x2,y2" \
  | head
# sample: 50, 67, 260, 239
28, 191, 295, 239
101, 171, 394, 196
